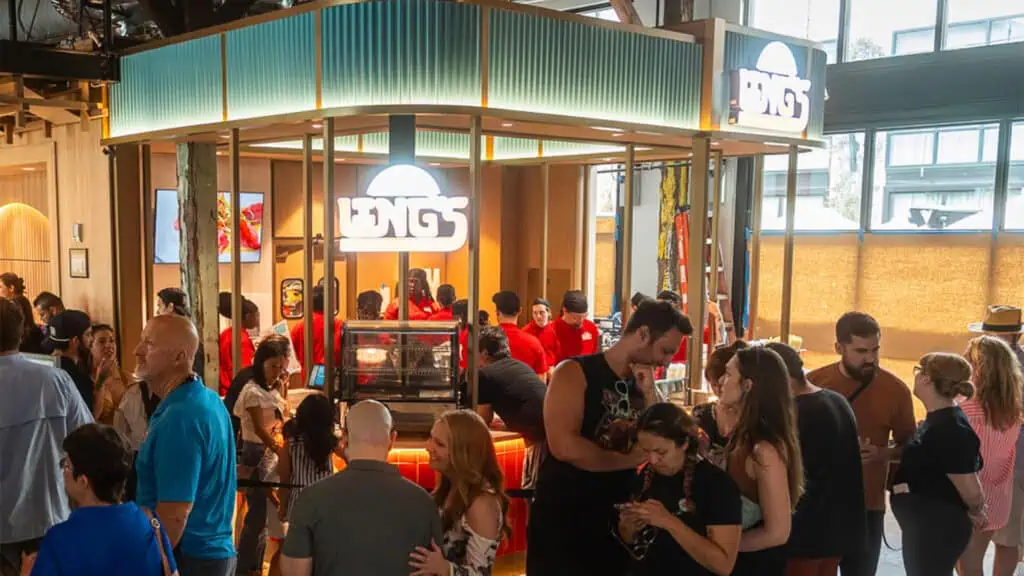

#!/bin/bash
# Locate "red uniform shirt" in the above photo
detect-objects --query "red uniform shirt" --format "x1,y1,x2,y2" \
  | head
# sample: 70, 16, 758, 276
458, 325, 469, 370
289, 312, 343, 381
522, 321, 561, 368
383, 297, 437, 320
552, 317, 600, 363
670, 325, 712, 364
499, 322, 549, 375
429, 307, 454, 321
218, 327, 255, 396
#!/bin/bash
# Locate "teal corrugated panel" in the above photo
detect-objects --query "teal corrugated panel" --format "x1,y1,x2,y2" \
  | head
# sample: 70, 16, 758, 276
488, 10, 701, 129
542, 140, 624, 158
492, 136, 539, 160
226, 13, 316, 121
321, 0, 481, 108
250, 135, 360, 151
416, 132, 471, 159
110, 36, 221, 137
361, 133, 390, 155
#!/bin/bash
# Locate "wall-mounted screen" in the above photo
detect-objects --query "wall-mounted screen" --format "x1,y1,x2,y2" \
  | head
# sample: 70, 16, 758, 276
154, 189, 264, 264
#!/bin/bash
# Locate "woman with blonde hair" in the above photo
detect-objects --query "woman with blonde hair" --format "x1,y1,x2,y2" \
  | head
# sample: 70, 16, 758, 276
410, 410, 510, 575
958, 336, 1024, 576
892, 353, 985, 576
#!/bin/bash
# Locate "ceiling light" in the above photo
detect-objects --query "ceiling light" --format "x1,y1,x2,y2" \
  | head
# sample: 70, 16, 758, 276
500, 122, 514, 128
21, 166, 37, 171
593, 126, 624, 133
636, 146, 652, 151
429, 162, 441, 167
312, 123, 323, 129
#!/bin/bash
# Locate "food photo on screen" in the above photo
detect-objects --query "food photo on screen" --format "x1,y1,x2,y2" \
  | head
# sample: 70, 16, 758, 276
153, 189, 264, 264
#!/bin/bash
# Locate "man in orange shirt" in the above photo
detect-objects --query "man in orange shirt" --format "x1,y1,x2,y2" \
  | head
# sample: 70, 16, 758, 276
808, 312, 915, 576
429, 285, 456, 321
522, 298, 561, 368
552, 290, 600, 363
492, 291, 548, 376
290, 286, 342, 382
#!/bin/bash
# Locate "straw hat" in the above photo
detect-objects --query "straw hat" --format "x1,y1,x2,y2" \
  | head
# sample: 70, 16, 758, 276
969, 305, 1023, 335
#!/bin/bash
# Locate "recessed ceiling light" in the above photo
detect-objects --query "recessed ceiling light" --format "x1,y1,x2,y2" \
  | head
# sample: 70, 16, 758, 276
21, 166, 37, 171
602, 157, 615, 162
312, 123, 323, 129
501, 122, 514, 128
636, 146, 652, 151
429, 162, 441, 166
593, 126, 624, 133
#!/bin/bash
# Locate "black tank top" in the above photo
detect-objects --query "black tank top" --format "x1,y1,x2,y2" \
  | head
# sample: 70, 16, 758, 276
534, 352, 646, 510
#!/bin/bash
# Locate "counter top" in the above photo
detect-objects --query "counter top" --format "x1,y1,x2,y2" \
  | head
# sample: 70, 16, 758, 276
392, 429, 522, 450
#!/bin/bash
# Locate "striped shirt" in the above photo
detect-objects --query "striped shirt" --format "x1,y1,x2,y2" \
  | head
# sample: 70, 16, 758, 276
286, 436, 335, 517
961, 398, 1020, 531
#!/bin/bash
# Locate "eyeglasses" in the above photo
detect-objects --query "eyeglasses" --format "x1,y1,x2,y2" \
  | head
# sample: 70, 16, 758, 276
913, 365, 923, 375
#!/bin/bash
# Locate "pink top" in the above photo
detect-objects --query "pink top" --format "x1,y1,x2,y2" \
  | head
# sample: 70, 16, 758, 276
961, 398, 1020, 531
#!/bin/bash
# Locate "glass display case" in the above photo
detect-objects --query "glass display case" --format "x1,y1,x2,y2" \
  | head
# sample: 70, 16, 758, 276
338, 320, 461, 432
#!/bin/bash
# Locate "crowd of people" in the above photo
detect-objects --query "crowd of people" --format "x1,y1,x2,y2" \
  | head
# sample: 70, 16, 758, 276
2, 266, 1024, 576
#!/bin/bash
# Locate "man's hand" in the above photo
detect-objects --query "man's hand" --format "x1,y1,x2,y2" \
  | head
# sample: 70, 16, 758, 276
19, 552, 36, 576
859, 437, 885, 463
631, 364, 659, 403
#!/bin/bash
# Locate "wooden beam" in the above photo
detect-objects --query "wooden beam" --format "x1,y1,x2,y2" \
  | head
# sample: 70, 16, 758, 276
662, 0, 694, 26
111, 144, 145, 369
609, 0, 642, 25
177, 142, 220, 390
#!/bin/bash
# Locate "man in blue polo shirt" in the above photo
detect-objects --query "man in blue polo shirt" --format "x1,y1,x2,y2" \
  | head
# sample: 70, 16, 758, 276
133, 315, 237, 575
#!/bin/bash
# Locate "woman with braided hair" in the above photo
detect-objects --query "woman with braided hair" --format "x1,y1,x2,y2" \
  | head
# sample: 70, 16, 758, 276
615, 402, 743, 575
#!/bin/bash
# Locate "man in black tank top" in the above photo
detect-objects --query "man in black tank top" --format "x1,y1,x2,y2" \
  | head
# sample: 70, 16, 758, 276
527, 300, 693, 575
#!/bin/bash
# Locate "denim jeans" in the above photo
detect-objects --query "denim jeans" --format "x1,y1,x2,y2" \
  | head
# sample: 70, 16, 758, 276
174, 551, 237, 576
236, 441, 269, 574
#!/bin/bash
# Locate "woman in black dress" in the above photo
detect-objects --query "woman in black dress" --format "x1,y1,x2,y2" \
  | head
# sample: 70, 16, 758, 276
617, 402, 742, 575
892, 352, 985, 576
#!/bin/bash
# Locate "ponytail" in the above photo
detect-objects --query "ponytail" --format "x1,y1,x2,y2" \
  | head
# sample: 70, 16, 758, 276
954, 380, 976, 400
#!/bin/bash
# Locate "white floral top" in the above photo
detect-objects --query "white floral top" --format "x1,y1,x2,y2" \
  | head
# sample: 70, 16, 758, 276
442, 514, 501, 576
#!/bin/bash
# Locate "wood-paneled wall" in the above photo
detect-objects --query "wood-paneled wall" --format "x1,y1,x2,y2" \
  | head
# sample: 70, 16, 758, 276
0, 170, 52, 300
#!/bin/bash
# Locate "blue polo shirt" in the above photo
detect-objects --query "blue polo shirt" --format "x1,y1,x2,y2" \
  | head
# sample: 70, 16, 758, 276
136, 376, 236, 560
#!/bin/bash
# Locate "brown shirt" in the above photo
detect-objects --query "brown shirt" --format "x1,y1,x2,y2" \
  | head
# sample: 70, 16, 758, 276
808, 362, 915, 511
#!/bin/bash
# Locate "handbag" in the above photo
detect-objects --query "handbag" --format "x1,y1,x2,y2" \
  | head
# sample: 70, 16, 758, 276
141, 507, 178, 576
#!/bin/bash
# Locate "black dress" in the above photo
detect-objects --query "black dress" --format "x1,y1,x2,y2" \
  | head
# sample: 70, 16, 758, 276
619, 460, 742, 575
527, 353, 645, 576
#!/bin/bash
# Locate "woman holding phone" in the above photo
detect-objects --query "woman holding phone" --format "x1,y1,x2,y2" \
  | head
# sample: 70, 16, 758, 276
616, 402, 742, 575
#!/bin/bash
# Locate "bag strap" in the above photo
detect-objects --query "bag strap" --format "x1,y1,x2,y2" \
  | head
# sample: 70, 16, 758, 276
846, 379, 872, 405
141, 506, 176, 576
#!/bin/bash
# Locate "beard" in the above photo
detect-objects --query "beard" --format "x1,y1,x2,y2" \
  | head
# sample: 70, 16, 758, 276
843, 358, 876, 385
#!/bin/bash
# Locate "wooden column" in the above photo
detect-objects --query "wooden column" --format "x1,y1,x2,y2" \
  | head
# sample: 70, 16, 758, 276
747, 154, 765, 340
620, 146, 635, 322
708, 153, 723, 300
687, 139, 711, 395
141, 144, 154, 321
177, 142, 220, 390
111, 144, 144, 368
779, 146, 799, 344
322, 119, 336, 397
302, 134, 314, 374
574, 165, 587, 290
468, 115, 483, 406
541, 163, 550, 299
229, 129, 242, 377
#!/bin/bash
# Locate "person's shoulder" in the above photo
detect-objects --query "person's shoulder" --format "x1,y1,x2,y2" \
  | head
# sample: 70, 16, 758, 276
465, 492, 502, 540
806, 362, 840, 383
874, 367, 912, 400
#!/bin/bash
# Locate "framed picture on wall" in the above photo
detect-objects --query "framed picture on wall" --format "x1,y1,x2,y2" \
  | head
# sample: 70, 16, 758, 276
281, 278, 304, 320
69, 248, 89, 279
317, 277, 340, 316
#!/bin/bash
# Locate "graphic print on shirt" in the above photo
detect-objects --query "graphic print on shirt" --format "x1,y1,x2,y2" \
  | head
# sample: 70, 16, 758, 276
594, 380, 644, 454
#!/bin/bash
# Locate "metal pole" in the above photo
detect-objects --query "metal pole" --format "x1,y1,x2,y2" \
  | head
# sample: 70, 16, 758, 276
322, 118, 336, 399
708, 152, 723, 305
141, 144, 154, 320
103, 0, 113, 50
541, 163, 550, 300
468, 116, 483, 407
302, 133, 314, 374
230, 128, 242, 377
934, 0, 949, 52
9, 0, 17, 42
687, 139, 711, 394
620, 145, 635, 323
747, 154, 765, 340
779, 145, 798, 344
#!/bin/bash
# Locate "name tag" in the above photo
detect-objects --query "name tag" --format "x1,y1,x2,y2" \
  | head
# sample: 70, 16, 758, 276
582, 332, 593, 341
893, 483, 910, 495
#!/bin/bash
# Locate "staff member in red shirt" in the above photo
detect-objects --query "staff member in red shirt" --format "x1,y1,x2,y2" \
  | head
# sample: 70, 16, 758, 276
552, 290, 600, 363
492, 290, 549, 376
383, 268, 437, 320
429, 284, 456, 321
289, 286, 342, 382
217, 292, 258, 396
453, 299, 490, 370
356, 289, 383, 320
657, 290, 710, 366
523, 298, 561, 368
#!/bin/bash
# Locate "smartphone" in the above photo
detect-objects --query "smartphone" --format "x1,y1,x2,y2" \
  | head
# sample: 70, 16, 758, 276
613, 502, 633, 510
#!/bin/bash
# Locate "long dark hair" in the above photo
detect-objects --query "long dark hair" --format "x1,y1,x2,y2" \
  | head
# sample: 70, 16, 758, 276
11, 295, 36, 341
252, 334, 291, 390
0, 272, 25, 297
409, 268, 433, 302
157, 287, 190, 317
729, 346, 804, 509
636, 402, 704, 509
286, 394, 337, 473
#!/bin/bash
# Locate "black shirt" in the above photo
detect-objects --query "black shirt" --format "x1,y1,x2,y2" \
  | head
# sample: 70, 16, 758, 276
789, 389, 866, 559
627, 460, 742, 575
19, 324, 45, 354
59, 355, 94, 412
894, 406, 982, 509
477, 357, 546, 444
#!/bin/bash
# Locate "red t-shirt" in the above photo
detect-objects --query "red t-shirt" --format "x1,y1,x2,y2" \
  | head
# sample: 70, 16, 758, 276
218, 327, 255, 396
458, 326, 469, 370
289, 312, 343, 381
552, 317, 600, 363
383, 297, 437, 320
670, 325, 712, 364
429, 307, 454, 321
522, 321, 561, 368
499, 322, 549, 375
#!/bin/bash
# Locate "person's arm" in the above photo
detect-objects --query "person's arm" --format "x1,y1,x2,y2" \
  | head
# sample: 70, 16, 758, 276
663, 518, 740, 575
248, 406, 279, 451
949, 473, 987, 525
885, 381, 918, 462
277, 440, 293, 521
155, 502, 194, 548
281, 490, 316, 576
411, 495, 502, 576
280, 557, 313, 576
152, 418, 203, 547
24, 531, 57, 576
60, 372, 94, 431
544, 361, 643, 472
738, 443, 792, 552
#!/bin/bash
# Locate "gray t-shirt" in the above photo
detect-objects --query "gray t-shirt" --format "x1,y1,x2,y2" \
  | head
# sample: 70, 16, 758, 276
283, 459, 443, 576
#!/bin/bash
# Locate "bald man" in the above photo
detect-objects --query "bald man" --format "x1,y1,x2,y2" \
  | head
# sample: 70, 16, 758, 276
282, 400, 442, 576
133, 315, 238, 575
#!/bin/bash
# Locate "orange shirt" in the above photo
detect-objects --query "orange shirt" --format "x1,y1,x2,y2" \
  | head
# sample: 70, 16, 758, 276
499, 322, 549, 375
808, 362, 916, 511
218, 327, 255, 396
522, 321, 561, 367
383, 297, 437, 320
429, 307, 454, 321
552, 317, 600, 363
289, 312, 343, 381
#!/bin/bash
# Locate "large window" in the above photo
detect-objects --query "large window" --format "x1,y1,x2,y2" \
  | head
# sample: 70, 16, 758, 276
1007, 122, 1024, 230
849, 0, 938, 60
750, 0, 840, 63
872, 123, 998, 230
760, 133, 865, 231
579, 6, 618, 21
947, 2, 1024, 50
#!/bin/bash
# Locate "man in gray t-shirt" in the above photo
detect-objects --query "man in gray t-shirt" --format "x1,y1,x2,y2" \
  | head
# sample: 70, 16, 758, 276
281, 401, 442, 576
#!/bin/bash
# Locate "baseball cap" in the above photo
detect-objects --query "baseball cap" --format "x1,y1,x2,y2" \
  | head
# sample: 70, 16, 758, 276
44, 310, 92, 351
532, 298, 551, 309
561, 290, 588, 314
492, 291, 521, 316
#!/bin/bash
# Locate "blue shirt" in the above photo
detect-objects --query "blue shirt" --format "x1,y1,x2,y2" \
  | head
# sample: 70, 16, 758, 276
136, 376, 236, 559
0, 354, 93, 543
30, 503, 177, 575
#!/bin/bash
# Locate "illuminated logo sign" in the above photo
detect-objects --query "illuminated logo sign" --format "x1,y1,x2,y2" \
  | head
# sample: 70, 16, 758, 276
337, 164, 468, 252
729, 41, 811, 134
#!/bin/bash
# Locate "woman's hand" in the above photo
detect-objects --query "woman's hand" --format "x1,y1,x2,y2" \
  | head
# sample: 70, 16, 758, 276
409, 540, 450, 575
19, 552, 36, 576
968, 502, 988, 528
627, 499, 676, 530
